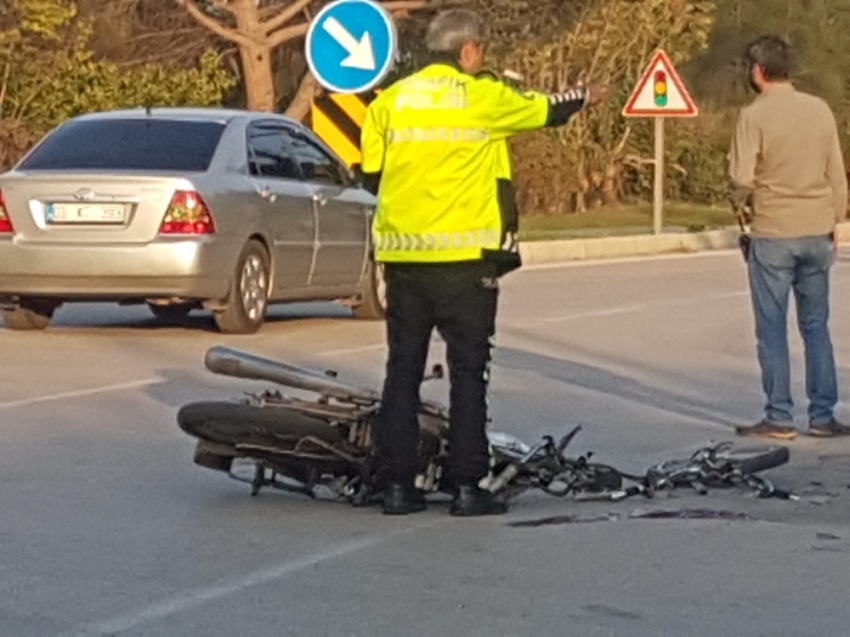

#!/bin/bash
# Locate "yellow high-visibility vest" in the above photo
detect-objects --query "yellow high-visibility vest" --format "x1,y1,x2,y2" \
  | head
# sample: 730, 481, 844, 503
361, 64, 550, 263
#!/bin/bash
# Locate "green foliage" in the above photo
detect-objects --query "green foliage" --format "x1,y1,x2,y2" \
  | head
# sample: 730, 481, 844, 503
9, 0, 77, 40
689, 0, 850, 115
13, 39, 235, 132
669, 0, 850, 209
0, 0, 234, 168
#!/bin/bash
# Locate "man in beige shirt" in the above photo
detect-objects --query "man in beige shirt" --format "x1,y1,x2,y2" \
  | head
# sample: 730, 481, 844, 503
729, 35, 848, 439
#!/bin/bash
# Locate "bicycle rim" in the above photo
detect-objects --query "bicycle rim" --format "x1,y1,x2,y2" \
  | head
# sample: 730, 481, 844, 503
713, 445, 790, 474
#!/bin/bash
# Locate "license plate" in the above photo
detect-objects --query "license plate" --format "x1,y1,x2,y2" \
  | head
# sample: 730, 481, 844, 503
46, 203, 127, 224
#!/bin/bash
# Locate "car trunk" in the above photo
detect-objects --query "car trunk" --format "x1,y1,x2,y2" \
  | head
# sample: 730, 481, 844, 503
0, 172, 193, 245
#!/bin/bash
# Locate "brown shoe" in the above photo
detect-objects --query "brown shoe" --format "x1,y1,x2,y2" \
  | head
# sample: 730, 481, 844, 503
735, 420, 798, 440
808, 421, 850, 438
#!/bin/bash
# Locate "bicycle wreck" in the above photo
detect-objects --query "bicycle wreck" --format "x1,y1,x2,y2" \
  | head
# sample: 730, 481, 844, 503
177, 347, 793, 506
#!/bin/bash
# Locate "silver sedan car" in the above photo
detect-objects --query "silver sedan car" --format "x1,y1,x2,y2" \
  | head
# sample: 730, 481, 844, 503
0, 108, 384, 333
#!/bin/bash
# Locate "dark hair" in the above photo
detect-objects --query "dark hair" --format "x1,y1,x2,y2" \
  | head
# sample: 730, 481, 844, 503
745, 35, 792, 80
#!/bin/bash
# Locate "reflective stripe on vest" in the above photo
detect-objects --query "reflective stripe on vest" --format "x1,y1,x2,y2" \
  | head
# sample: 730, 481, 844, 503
374, 229, 501, 253
387, 127, 490, 144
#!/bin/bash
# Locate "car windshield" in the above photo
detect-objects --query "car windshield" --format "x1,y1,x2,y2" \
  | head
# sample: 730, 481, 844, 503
19, 119, 226, 171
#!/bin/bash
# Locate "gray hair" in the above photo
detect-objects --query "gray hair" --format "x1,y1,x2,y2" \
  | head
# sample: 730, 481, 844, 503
425, 9, 487, 55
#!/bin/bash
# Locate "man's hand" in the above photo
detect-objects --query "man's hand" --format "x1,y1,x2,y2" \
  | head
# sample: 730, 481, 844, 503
729, 185, 755, 225
585, 83, 609, 107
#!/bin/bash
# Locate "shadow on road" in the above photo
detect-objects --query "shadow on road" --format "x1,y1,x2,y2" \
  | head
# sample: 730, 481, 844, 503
40, 301, 355, 332
494, 346, 737, 428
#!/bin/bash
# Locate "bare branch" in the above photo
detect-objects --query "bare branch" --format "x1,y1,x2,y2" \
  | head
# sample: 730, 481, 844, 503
0, 60, 11, 117
210, 0, 234, 13
175, 0, 254, 47
262, 0, 314, 37
263, 0, 426, 38
128, 28, 207, 42
381, 1, 428, 13
267, 22, 309, 49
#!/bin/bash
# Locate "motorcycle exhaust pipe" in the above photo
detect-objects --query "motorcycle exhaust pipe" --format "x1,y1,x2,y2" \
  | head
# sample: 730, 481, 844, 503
204, 346, 380, 403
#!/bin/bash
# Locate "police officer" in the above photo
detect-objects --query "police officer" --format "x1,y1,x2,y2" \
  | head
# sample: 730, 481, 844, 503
361, 9, 607, 516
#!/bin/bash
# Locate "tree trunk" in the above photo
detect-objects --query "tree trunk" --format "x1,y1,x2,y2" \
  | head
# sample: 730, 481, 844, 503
283, 71, 320, 121
240, 44, 275, 112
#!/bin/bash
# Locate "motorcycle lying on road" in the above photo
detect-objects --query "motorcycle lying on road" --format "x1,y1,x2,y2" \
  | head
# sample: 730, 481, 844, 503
177, 347, 792, 506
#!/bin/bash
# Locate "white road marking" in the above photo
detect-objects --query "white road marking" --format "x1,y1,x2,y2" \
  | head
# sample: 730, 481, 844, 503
0, 377, 160, 410
66, 520, 449, 637
537, 306, 643, 323
528, 291, 749, 325
318, 343, 386, 357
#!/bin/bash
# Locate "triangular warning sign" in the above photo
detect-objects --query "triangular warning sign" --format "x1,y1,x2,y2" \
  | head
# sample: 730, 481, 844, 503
623, 50, 698, 117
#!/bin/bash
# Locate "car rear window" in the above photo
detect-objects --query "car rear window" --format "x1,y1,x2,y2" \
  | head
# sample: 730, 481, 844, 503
19, 119, 226, 171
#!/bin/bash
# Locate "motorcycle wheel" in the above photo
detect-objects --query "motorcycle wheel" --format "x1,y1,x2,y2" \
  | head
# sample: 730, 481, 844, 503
177, 401, 344, 451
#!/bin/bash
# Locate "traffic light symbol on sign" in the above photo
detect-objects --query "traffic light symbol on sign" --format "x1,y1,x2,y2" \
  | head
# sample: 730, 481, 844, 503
654, 70, 668, 107
623, 50, 698, 117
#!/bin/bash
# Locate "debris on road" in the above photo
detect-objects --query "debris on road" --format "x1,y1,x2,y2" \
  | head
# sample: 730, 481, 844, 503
628, 508, 748, 520
507, 513, 620, 528
816, 532, 841, 541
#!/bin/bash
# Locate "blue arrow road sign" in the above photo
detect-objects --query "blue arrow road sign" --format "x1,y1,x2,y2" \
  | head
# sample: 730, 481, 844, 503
306, 0, 397, 94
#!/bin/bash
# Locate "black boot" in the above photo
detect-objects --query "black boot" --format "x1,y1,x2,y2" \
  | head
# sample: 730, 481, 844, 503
382, 482, 427, 515
450, 485, 507, 517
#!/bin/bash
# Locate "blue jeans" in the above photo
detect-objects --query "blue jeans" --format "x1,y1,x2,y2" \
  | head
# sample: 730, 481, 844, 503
748, 236, 838, 425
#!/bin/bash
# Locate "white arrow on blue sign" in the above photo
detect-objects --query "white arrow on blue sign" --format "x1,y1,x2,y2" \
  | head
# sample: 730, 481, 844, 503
306, 0, 398, 94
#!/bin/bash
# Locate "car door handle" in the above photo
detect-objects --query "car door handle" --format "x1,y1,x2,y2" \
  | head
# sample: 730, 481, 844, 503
312, 193, 328, 207
260, 188, 278, 203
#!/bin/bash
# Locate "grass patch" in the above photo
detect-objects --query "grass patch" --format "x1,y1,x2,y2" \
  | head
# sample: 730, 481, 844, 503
518, 201, 736, 241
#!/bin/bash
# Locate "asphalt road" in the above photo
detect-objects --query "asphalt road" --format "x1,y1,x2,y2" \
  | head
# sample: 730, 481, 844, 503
4, 249, 850, 637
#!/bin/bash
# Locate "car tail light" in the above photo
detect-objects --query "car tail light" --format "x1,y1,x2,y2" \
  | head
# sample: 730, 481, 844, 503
159, 190, 215, 235
0, 190, 13, 234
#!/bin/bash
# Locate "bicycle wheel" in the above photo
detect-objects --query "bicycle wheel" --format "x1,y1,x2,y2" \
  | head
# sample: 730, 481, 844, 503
713, 444, 789, 474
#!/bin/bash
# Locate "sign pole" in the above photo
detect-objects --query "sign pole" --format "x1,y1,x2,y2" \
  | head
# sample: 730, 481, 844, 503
653, 117, 664, 235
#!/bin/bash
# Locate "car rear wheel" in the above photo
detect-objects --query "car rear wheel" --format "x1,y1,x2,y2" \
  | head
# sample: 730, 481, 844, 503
1, 300, 60, 331
214, 240, 270, 334
353, 259, 386, 320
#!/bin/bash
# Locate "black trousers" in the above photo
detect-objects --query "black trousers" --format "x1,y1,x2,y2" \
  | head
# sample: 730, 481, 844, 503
377, 260, 498, 487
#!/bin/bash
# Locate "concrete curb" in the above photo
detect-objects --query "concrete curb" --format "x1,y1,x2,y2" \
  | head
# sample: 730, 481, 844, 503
519, 221, 850, 265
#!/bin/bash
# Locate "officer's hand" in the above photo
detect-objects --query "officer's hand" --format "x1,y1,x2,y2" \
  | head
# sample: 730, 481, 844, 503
585, 83, 609, 107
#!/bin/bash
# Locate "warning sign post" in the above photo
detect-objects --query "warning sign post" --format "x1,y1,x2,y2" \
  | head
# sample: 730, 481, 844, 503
623, 50, 698, 235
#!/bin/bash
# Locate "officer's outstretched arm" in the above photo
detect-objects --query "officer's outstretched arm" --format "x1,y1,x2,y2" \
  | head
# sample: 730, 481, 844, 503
546, 88, 590, 127
486, 80, 591, 137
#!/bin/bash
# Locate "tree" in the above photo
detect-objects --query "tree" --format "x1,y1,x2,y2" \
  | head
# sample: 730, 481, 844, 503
80, 0, 223, 67
691, 0, 850, 140
175, 0, 430, 118
0, 0, 235, 169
